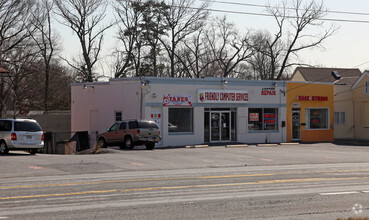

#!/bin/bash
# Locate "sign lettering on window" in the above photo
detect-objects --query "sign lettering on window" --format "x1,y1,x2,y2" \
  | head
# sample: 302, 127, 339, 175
163, 94, 192, 106
249, 113, 259, 121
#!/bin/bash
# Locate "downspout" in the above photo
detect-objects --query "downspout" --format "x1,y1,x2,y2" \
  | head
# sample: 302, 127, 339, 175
140, 84, 143, 120
139, 78, 150, 120
279, 81, 282, 143
280, 80, 287, 143
140, 86, 143, 119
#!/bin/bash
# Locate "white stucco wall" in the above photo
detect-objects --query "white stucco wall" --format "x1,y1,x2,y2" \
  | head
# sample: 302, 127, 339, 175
71, 77, 287, 148
143, 78, 287, 146
71, 80, 141, 146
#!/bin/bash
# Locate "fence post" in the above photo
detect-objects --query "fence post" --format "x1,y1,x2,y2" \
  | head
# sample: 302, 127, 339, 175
52, 132, 56, 154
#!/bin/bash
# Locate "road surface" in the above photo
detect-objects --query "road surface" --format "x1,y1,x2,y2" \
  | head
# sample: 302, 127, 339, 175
1, 143, 369, 219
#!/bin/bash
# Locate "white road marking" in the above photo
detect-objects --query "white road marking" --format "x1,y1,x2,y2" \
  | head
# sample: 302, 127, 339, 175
320, 191, 360, 196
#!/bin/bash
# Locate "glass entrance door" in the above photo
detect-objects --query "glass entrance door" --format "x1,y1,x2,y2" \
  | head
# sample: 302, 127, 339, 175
221, 112, 230, 141
292, 110, 301, 141
211, 112, 230, 142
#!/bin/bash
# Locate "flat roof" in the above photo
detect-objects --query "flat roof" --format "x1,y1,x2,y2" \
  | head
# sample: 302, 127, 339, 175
71, 77, 289, 87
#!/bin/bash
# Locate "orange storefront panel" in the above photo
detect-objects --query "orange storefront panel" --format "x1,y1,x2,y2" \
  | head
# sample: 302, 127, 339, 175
286, 82, 334, 142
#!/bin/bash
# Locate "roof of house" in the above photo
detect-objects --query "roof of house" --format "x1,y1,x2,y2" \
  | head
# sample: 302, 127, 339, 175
352, 70, 369, 89
291, 67, 362, 85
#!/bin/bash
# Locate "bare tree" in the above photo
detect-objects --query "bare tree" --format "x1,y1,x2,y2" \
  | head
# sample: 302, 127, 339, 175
114, 0, 143, 78
54, 0, 112, 82
0, 0, 35, 63
248, 31, 275, 80
141, 1, 169, 77
113, 0, 169, 78
206, 16, 254, 78
27, 61, 72, 111
160, 0, 210, 77
29, 0, 59, 111
0, 0, 71, 116
1, 42, 41, 117
0, 0, 36, 117
176, 28, 216, 78
252, 0, 337, 80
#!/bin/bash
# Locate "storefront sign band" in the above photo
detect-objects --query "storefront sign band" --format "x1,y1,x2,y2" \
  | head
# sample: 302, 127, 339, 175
198, 90, 248, 104
297, 96, 328, 101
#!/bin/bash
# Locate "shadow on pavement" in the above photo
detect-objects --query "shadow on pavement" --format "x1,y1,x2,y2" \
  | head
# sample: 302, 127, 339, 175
334, 139, 369, 146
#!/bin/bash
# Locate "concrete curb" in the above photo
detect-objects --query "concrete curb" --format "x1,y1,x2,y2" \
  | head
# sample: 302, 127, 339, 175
186, 145, 209, 148
257, 144, 278, 147
279, 143, 300, 145
225, 144, 248, 148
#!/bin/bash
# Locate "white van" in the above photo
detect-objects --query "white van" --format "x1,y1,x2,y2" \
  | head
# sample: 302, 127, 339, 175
0, 118, 44, 155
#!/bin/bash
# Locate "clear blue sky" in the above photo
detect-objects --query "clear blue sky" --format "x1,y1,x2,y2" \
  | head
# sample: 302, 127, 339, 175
57, 0, 369, 77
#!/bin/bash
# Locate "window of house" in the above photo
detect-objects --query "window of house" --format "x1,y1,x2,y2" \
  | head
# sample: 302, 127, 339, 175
306, 108, 329, 129
334, 112, 346, 125
248, 108, 278, 131
366, 82, 369, 94
115, 111, 122, 122
168, 108, 193, 133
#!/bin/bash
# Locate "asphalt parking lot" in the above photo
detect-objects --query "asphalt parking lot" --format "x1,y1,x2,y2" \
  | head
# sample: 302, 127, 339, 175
2, 142, 369, 178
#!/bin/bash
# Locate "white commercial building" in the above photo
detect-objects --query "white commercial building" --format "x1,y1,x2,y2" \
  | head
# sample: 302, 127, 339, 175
71, 77, 287, 147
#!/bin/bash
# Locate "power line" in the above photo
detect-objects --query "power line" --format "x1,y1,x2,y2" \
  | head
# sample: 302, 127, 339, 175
124, 0, 369, 24
208, 0, 369, 17
285, 57, 369, 93
194, 7, 369, 24
333, 72, 369, 96
352, 60, 369, 69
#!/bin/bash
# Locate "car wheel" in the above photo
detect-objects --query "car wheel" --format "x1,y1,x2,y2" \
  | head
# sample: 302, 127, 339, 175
0, 141, 9, 154
29, 149, 37, 155
145, 142, 155, 150
98, 138, 107, 148
125, 137, 134, 149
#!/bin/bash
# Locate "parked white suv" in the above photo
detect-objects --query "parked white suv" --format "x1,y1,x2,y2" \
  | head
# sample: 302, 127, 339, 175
0, 118, 44, 155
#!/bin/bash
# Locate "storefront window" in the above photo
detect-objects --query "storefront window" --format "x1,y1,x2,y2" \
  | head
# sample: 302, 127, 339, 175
248, 108, 262, 130
264, 108, 278, 130
306, 108, 328, 129
169, 108, 193, 133
248, 108, 278, 131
